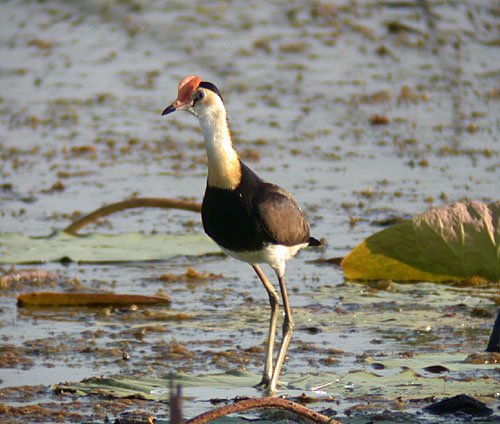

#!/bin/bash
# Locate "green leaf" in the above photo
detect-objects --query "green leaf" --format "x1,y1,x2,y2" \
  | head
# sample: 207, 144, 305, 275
342, 201, 500, 282
0, 230, 218, 264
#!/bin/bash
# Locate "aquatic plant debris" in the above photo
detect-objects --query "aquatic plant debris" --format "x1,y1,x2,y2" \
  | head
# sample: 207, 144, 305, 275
17, 291, 171, 307
0, 268, 59, 287
342, 201, 500, 282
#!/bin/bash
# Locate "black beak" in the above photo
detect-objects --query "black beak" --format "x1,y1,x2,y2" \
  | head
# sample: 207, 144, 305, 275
162, 104, 176, 116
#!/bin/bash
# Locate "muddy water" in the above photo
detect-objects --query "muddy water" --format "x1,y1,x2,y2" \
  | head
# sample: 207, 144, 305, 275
1, 1, 499, 423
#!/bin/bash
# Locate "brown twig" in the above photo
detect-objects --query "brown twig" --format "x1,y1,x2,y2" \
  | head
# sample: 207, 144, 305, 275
63, 197, 202, 235
185, 397, 342, 424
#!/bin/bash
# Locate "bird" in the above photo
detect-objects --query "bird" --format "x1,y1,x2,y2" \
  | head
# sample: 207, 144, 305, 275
162, 75, 320, 395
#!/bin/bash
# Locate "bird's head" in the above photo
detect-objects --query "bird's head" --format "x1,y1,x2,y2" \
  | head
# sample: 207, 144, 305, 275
162, 75, 224, 118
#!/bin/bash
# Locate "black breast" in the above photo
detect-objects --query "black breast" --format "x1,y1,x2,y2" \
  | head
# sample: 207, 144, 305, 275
201, 161, 311, 252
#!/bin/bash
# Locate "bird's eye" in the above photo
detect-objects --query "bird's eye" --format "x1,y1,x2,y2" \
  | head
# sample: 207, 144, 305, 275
194, 91, 205, 104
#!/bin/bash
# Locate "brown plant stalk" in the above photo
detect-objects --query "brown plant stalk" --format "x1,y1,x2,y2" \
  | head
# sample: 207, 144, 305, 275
63, 197, 201, 235
184, 397, 342, 424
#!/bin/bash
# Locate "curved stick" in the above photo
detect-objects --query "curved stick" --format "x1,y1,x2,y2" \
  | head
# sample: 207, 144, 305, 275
63, 198, 201, 235
185, 397, 342, 424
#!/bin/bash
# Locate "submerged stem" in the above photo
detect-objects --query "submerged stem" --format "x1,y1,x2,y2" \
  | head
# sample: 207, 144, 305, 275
63, 197, 201, 235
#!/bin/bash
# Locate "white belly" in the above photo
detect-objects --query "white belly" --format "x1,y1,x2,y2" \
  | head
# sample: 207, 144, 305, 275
221, 242, 308, 276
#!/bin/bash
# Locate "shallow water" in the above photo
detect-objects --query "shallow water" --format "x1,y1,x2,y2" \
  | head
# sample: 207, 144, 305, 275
1, 0, 499, 422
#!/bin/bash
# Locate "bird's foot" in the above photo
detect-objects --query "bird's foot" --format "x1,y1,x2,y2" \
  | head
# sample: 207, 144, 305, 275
254, 377, 270, 391
254, 377, 287, 395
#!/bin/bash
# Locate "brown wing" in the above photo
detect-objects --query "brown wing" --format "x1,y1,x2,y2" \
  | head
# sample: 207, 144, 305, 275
253, 183, 311, 247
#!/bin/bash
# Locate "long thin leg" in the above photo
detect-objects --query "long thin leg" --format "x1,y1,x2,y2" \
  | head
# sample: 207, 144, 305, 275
252, 264, 280, 386
267, 272, 294, 395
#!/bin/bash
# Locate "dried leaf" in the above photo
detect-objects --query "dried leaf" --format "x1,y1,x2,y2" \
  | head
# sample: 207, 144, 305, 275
17, 292, 171, 307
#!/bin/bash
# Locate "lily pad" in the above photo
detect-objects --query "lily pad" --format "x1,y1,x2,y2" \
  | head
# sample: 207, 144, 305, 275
53, 353, 500, 421
342, 201, 500, 282
0, 230, 218, 264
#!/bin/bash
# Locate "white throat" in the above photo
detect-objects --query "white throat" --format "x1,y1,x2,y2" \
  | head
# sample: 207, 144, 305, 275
196, 100, 241, 190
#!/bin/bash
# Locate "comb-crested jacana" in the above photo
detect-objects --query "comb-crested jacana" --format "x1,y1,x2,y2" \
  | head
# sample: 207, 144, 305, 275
162, 75, 320, 394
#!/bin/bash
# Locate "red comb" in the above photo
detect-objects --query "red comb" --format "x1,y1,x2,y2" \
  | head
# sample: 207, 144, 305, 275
177, 75, 201, 103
